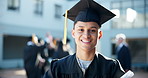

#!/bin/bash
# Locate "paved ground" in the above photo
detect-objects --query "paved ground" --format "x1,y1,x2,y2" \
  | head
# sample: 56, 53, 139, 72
0, 68, 148, 78
0, 68, 26, 78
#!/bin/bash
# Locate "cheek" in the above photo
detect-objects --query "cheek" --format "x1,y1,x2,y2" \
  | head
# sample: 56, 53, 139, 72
72, 30, 80, 39
75, 32, 82, 36
92, 33, 98, 38
74, 33, 81, 40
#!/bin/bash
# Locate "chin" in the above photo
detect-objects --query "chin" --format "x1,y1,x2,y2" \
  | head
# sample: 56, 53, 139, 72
81, 46, 95, 51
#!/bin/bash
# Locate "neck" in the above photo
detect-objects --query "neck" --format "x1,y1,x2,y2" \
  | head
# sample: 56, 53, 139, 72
76, 48, 95, 61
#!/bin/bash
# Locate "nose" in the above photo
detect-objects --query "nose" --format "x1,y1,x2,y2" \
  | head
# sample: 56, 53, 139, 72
83, 30, 91, 38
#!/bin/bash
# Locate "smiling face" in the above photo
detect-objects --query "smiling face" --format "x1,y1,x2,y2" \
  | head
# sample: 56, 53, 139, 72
72, 21, 100, 52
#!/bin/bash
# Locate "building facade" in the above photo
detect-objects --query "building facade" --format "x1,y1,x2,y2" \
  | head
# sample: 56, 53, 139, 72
0, 0, 148, 69
0, 0, 77, 68
99, 0, 148, 69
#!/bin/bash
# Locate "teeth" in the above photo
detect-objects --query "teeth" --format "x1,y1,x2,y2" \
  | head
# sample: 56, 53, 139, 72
82, 40, 90, 42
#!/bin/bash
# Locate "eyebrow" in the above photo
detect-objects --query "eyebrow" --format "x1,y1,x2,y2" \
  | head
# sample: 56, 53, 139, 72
77, 26, 84, 28
91, 26, 98, 29
77, 26, 98, 29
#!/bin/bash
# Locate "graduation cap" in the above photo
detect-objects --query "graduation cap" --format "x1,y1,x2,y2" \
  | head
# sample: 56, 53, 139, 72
63, 0, 115, 44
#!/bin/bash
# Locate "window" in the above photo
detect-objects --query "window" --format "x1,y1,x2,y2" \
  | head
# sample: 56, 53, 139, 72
128, 39, 148, 64
133, 0, 145, 28
3, 35, 28, 60
111, 43, 116, 55
34, 0, 43, 16
55, 4, 62, 19
7, 0, 20, 11
67, 0, 77, 1
112, 2, 120, 9
111, 0, 147, 29
146, 0, 148, 27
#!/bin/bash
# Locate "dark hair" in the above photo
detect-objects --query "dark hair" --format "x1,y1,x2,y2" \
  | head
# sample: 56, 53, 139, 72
28, 36, 32, 41
67, 38, 70, 43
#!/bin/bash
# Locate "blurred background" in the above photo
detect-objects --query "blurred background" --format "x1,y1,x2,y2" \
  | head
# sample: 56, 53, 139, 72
0, 0, 148, 78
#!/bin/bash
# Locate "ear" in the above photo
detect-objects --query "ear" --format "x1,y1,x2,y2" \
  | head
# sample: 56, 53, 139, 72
98, 31, 103, 40
71, 29, 75, 38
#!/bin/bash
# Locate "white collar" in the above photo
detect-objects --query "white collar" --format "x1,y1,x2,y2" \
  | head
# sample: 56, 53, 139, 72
27, 41, 34, 46
118, 43, 124, 48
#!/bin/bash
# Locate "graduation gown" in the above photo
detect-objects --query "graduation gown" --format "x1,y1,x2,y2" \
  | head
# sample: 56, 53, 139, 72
52, 41, 69, 59
44, 53, 125, 78
24, 44, 46, 78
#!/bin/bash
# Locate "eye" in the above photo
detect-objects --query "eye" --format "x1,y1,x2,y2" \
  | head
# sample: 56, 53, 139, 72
78, 29, 84, 32
90, 29, 97, 33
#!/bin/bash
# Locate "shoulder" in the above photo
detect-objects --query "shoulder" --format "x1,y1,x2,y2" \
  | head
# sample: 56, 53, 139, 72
51, 54, 75, 69
97, 52, 122, 66
97, 53, 115, 62
122, 45, 129, 49
121, 45, 130, 52
96, 53, 125, 77
54, 54, 74, 63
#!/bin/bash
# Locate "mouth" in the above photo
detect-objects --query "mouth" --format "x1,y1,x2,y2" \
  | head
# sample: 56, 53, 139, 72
81, 40, 91, 44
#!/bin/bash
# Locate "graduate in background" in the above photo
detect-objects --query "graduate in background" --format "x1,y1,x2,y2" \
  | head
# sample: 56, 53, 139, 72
44, 0, 133, 78
115, 33, 131, 72
52, 39, 69, 59
24, 34, 46, 78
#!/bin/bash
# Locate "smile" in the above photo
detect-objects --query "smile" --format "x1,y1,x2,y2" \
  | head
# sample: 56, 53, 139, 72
81, 40, 91, 43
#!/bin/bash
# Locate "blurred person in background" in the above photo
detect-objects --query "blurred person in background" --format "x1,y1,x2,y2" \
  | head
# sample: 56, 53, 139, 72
23, 34, 46, 78
115, 33, 131, 72
43, 32, 59, 65
37, 38, 49, 77
62, 38, 74, 55
44, 32, 57, 59
52, 38, 71, 59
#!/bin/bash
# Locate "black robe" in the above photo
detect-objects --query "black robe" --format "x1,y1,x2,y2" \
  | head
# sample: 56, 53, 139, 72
52, 41, 69, 59
44, 53, 125, 78
117, 45, 131, 71
24, 44, 46, 78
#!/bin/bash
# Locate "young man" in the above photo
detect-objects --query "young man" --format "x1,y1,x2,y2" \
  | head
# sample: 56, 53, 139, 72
44, 0, 128, 78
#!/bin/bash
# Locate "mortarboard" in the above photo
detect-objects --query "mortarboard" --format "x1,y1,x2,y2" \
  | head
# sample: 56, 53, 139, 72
63, 0, 115, 44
